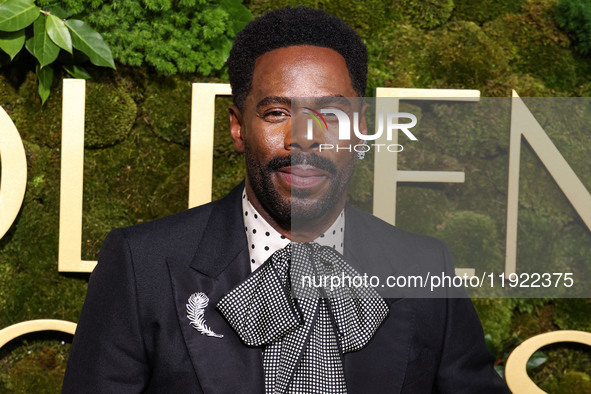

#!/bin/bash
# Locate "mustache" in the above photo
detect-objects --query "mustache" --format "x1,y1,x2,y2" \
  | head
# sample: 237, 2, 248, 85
267, 153, 337, 175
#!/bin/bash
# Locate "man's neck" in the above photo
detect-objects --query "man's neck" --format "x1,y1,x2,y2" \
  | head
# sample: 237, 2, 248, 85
244, 185, 346, 242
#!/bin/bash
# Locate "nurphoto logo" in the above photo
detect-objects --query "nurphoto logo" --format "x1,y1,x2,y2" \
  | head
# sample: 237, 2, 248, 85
303, 106, 418, 153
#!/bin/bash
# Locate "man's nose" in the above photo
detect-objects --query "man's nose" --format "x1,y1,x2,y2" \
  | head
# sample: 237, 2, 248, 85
287, 112, 323, 152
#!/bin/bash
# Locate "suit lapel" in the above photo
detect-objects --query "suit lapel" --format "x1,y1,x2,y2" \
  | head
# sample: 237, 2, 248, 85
168, 183, 265, 393
342, 206, 415, 393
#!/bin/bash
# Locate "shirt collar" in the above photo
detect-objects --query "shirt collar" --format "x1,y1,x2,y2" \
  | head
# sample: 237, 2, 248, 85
242, 188, 345, 271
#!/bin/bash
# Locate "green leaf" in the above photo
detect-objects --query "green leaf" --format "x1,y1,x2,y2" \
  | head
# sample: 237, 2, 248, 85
220, 0, 252, 34
36, 63, 53, 104
220, 0, 242, 11
484, 334, 497, 355
213, 36, 232, 63
526, 351, 547, 370
0, 29, 25, 59
65, 19, 115, 69
0, 0, 40, 32
63, 64, 91, 79
26, 15, 60, 67
494, 365, 504, 380
46, 14, 71, 53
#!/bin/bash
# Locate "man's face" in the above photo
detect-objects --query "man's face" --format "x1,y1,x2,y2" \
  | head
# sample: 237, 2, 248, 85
230, 45, 363, 230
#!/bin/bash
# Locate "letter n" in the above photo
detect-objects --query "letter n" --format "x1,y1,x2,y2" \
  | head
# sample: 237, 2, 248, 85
505, 91, 591, 275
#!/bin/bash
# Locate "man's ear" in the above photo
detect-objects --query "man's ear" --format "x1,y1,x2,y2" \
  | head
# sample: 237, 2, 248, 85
229, 105, 245, 153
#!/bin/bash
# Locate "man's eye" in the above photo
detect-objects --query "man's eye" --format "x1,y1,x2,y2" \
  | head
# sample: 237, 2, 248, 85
263, 110, 290, 122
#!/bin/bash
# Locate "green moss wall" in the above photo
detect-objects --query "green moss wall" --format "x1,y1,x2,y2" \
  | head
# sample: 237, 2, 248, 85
1, 0, 590, 392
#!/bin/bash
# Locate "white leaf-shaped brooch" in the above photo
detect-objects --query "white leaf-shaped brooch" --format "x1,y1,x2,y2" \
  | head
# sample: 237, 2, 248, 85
186, 292, 224, 338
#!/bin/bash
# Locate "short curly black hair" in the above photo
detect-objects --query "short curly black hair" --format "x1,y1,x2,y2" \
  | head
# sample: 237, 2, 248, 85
227, 6, 368, 109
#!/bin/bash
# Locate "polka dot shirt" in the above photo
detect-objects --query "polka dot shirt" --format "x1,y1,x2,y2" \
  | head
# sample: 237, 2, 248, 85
242, 189, 345, 272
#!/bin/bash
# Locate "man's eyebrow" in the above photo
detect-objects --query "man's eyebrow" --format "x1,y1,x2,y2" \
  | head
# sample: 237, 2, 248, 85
256, 96, 292, 110
255, 95, 355, 111
313, 95, 352, 109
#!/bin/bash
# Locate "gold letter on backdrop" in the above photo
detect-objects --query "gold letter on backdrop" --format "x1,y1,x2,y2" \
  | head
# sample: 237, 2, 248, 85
58, 79, 95, 272
373, 88, 479, 277
0, 105, 27, 240
58, 81, 232, 272
372, 88, 479, 226
505, 91, 591, 275
0, 104, 78, 351
505, 330, 591, 393
189, 83, 231, 208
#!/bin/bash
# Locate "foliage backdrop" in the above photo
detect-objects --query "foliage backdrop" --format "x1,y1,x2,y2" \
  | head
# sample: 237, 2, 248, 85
1, 0, 590, 392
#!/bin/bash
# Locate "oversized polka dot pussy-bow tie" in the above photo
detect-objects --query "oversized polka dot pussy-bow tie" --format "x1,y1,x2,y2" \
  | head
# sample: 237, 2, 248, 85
217, 243, 389, 393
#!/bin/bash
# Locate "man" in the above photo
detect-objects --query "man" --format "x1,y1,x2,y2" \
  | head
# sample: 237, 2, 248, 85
63, 7, 509, 393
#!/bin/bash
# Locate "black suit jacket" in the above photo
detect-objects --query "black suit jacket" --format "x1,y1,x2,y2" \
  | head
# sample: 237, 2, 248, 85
63, 183, 509, 393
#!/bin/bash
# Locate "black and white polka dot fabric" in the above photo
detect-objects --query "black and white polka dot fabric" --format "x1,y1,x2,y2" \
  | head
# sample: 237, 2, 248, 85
241, 190, 290, 270
217, 243, 389, 393
242, 189, 345, 271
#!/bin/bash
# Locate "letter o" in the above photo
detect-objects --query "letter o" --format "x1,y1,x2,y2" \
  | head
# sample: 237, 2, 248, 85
353, 144, 370, 153
370, 276, 380, 287
398, 276, 407, 287
387, 144, 404, 152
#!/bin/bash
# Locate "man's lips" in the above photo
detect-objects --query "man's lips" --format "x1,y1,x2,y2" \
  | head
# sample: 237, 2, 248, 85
277, 165, 327, 188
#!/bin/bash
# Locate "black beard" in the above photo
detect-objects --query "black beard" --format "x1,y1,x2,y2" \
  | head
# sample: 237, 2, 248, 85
244, 148, 355, 229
